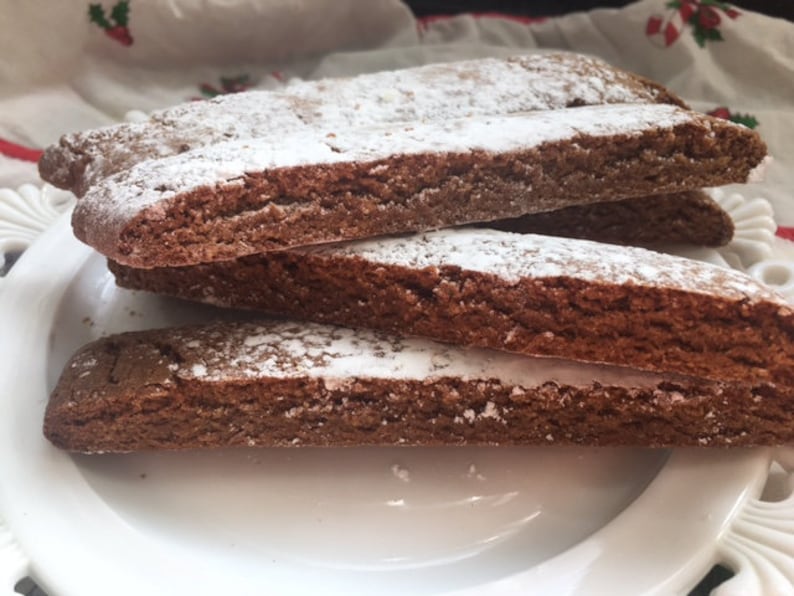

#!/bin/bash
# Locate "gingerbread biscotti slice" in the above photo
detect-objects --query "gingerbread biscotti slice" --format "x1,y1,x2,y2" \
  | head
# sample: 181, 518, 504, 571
109, 228, 794, 386
75, 103, 765, 269
44, 320, 793, 453
488, 190, 734, 247
39, 52, 686, 196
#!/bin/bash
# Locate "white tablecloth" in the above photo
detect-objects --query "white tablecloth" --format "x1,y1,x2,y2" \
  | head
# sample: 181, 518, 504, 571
1, 0, 791, 225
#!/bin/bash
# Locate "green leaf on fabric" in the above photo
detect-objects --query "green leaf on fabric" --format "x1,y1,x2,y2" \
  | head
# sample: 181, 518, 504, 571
88, 4, 111, 29
110, 0, 130, 27
701, 0, 731, 8
731, 114, 760, 129
706, 28, 724, 40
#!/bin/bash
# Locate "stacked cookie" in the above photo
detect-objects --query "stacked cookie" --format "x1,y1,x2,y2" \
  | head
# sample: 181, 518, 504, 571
39, 53, 792, 453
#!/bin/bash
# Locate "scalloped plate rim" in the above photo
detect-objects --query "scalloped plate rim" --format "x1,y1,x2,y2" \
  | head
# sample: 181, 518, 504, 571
0, 212, 784, 596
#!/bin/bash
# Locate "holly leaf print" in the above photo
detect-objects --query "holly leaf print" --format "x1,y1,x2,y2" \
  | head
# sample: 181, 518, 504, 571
731, 114, 759, 129
110, 1, 130, 27
88, 4, 112, 28
701, 0, 731, 9
694, 28, 722, 47
706, 28, 723, 41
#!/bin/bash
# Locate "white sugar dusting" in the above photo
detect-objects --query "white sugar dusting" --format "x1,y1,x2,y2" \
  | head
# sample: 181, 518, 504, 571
73, 356, 98, 370
466, 464, 486, 481
66, 53, 668, 186
481, 401, 504, 422
169, 320, 673, 387
458, 402, 507, 424
391, 464, 411, 483
298, 228, 787, 304
78, 102, 700, 233
191, 364, 207, 378
748, 155, 772, 183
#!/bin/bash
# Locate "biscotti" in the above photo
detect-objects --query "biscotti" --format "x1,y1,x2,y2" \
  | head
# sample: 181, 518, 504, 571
75, 103, 765, 268
109, 228, 794, 386
44, 320, 792, 453
489, 190, 734, 247
39, 53, 686, 196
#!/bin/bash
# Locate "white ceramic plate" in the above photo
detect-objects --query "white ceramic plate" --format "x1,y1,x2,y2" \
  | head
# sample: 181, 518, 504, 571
0, 206, 793, 596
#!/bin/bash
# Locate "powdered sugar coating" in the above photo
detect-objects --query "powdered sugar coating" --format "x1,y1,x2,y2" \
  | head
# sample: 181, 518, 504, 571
279, 53, 665, 130
151, 53, 659, 144
78, 103, 705, 230
299, 228, 789, 305
167, 320, 670, 387
47, 52, 678, 192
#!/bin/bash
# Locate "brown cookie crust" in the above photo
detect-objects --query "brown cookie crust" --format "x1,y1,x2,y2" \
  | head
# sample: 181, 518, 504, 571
75, 109, 765, 269
44, 322, 791, 453
488, 190, 734, 247
109, 229, 793, 387
39, 53, 688, 195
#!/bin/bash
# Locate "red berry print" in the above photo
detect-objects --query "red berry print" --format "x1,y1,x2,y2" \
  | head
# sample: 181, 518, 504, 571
707, 107, 759, 129
709, 107, 731, 119
698, 6, 721, 29
105, 24, 133, 46
679, 0, 696, 22
646, 1, 740, 48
